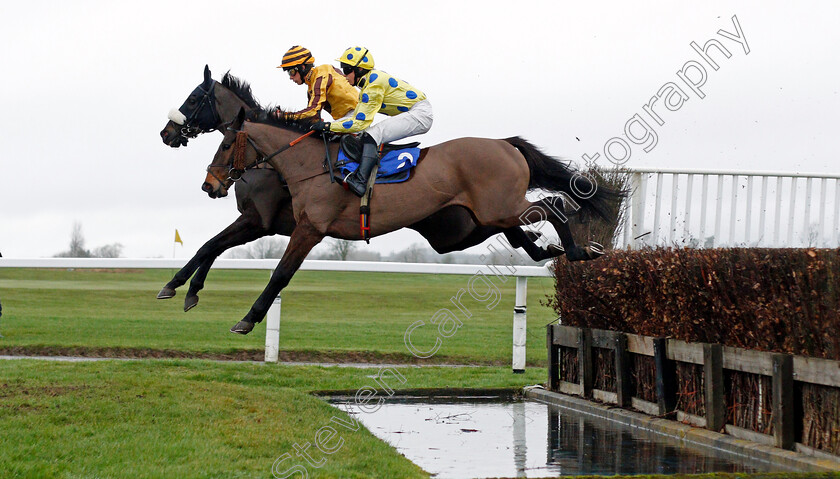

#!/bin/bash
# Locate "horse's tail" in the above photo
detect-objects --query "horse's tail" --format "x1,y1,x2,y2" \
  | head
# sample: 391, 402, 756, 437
503, 136, 626, 223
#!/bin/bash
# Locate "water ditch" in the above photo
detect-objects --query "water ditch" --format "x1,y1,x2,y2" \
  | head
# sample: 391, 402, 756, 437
328, 390, 792, 478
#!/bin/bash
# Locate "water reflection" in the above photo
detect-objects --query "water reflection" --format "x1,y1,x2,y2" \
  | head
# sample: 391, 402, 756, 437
331, 397, 780, 478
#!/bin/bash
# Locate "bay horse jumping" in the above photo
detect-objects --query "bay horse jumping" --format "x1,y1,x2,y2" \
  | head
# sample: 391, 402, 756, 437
206, 108, 623, 334
158, 66, 574, 311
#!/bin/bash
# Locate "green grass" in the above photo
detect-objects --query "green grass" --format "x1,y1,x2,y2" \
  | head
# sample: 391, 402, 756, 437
0, 359, 545, 478
1, 269, 836, 478
0, 268, 557, 365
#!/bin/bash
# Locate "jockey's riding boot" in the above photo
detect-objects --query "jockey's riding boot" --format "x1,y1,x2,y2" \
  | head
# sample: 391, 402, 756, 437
344, 133, 379, 197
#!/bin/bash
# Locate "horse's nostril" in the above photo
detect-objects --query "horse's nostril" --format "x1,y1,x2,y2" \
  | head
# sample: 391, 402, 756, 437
202, 182, 212, 193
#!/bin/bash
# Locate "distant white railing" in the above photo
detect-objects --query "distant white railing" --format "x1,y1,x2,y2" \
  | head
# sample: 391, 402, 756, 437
620, 168, 840, 249
0, 258, 551, 371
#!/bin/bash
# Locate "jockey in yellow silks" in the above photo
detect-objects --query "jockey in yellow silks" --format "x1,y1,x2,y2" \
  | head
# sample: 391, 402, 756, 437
276, 45, 358, 122
311, 46, 434, 197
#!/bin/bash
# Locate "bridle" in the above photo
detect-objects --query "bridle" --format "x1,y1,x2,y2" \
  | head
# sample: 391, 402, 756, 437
178, 82, 221, 139
206, 124, 317, 185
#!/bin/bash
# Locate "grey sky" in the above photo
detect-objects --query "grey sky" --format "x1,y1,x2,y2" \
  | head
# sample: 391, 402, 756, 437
1, 1, 838, 258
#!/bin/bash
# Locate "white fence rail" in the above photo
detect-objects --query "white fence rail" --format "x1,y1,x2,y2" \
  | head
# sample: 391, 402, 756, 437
620, 168, 840, 249
0, 258, 552, 371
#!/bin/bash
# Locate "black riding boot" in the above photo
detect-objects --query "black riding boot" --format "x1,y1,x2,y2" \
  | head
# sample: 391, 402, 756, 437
344, 133, 379, 197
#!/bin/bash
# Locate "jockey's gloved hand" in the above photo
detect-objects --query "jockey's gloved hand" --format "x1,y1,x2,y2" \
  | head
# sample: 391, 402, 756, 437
311, 121, 330, 133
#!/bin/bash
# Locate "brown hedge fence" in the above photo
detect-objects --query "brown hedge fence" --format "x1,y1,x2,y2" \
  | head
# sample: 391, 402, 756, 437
548, 247, 840, 360
547, 247, 840, 457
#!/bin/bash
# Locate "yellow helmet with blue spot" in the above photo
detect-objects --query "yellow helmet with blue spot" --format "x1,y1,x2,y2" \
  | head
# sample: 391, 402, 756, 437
336, 46, 375, 70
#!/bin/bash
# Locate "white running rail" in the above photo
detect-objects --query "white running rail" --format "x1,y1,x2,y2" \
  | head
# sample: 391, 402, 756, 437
0, 258, 552, 371
620, 168, 840, 249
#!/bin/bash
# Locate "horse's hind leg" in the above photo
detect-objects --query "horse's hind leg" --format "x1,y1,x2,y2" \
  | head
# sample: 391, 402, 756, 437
503, 227, 564, 262
521, 195, 603, 262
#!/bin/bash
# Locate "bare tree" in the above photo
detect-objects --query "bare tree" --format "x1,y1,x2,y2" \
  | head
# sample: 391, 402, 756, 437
92, 243, 124, 258
804, 223, 820, 248
55, 222, 91, 257
392, 243, 431, 263
329, 239, 357, 261
54, 222, 123, 258
226, 237, 288, 259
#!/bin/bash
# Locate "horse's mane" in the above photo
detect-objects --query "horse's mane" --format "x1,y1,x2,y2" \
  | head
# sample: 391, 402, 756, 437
220, 71, 321, 135
246, 106, 318, 134
221, 71, 260, 109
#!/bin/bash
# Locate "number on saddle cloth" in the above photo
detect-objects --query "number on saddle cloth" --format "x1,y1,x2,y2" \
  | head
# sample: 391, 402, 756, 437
337, 138, 421, 185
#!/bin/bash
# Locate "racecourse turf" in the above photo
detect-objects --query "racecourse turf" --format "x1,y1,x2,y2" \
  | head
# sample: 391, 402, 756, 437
2, 269, 838, 478
0, 359, 545, 478
0, 267, 557, 365
0, 267, 555, 477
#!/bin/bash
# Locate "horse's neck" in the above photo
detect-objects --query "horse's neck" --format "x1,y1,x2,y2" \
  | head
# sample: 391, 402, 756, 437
215, 83, 251, 126
251, 125, 324, 182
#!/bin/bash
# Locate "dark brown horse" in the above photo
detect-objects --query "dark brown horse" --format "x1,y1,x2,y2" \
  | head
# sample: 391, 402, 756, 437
158, 67, 571, 311
157, 66, 295, 311
206, 108, 622, 334
160, 65, 259, 148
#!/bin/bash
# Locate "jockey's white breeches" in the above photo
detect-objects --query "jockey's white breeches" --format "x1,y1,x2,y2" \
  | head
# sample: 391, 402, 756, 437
365, 99, 433, 145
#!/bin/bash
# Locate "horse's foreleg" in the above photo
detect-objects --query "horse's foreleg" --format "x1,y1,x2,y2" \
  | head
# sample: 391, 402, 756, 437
231, 219, 323, 335
182, 225, 270, 312
156, 214, 266, 303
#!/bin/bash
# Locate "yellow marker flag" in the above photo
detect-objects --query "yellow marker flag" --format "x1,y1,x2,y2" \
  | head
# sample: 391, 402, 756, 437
174, 229, 183, 245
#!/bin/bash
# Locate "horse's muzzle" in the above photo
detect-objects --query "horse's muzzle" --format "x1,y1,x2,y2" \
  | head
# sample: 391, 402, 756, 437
202, 182, 227, 198
160, 128, 188, 148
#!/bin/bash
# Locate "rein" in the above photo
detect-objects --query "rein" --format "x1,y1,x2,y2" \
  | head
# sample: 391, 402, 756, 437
216, 128, 323, 183
256, 130, 316, 167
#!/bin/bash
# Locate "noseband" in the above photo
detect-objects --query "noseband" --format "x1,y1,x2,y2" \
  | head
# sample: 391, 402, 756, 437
178, 82, 220, 139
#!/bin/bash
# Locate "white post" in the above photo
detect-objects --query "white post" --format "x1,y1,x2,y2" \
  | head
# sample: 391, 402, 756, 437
788, 177, 798, 245
774, 176, 783, 246
745, 176, 754, 245
758, 176, 768, 246
818, 178, 827, 247
512, 276, 527, 373
714, 175, 724, 247
669, 174, 679, 244
264, 294, 281, 362
630, 172, 646, 248
699, 174, 709, 245
729, 175, 739, 245
653, 173, 663, 245
684, 174, 694, 242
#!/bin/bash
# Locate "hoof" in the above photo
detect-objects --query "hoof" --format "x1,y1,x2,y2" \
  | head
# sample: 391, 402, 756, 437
566, 241, 605, 262
588, 241, 605, 258
157, 287, 176, 299
230, 320, 255, 335
547, 244, 565, 256
184, 295, 199, 312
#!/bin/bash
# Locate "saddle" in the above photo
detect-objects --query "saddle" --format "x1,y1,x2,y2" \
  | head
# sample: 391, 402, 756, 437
334, 135, 422, 245
339, 134, 420, 163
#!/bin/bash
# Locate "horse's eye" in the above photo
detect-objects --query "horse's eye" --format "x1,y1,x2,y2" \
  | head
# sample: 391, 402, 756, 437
222, 143, 232, 150
188, 97, 197, 105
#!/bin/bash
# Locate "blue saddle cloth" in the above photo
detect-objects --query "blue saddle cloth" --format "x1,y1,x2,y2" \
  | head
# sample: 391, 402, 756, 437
337, 147, 420, 184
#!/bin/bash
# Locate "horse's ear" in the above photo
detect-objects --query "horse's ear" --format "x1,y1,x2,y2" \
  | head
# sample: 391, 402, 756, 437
234, 107, 246, 127
204, 64, 211, 84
